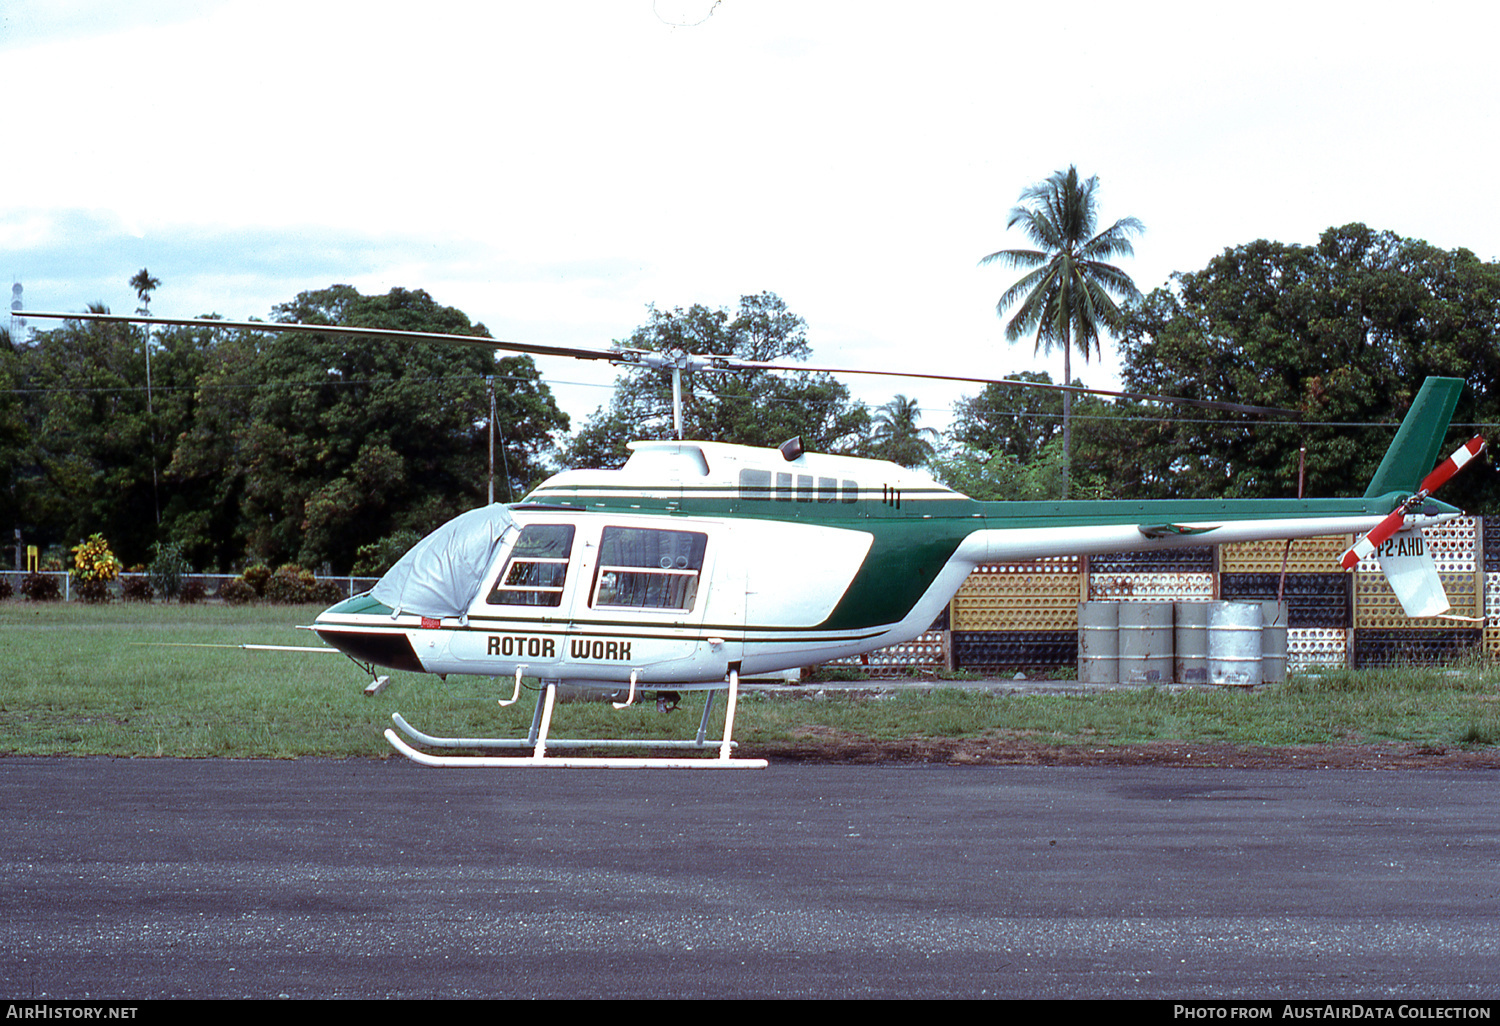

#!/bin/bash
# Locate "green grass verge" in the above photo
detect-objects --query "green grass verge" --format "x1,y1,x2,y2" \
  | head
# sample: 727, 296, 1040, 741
2, 602, 1498, 758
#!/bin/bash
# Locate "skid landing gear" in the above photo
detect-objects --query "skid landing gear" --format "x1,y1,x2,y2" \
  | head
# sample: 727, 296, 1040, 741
384, 669, 768, 769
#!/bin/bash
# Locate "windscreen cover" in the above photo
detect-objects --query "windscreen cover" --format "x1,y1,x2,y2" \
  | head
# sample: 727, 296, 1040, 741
371, 505, 516, 619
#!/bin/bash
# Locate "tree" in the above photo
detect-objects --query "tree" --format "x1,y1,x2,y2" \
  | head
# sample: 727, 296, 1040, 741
1112, 224, 1500, 510
11, 303, 168, 564
0, 328, 27, 550
868, 394, 938, 468
173, 285, 570, 572
948, 370, 1065, 463
566, 292, 869, 467
8, 271, 228, 567
157, 317, 267, 570
129, 269, 163, 524
928, 441, 1070, 501
981, 166, 1144, 496
129, 270, 161, 310
935, 372, 1116, 499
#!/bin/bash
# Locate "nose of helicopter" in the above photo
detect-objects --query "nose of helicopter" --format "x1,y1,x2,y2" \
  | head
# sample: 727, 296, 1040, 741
311, 594, 426, 673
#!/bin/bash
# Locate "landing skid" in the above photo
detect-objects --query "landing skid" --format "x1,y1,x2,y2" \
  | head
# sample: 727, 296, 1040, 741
385, 669, 768, 769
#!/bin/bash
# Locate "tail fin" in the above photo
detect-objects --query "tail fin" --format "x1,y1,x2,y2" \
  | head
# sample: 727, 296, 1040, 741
1351, 377, 1479, 621
1364, 377, 1464, 498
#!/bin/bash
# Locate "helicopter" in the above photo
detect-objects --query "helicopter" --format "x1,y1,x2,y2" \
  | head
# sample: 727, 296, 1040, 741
19, 310, 1486, 768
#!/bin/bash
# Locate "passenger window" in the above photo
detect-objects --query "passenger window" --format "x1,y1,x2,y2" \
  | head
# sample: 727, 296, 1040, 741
486, 524, 575, 606
738, 468, 772, 500
818, 476, 836, 503
842, 479, 858, 503
775, 472, 793, 501
593, 527, 708, 611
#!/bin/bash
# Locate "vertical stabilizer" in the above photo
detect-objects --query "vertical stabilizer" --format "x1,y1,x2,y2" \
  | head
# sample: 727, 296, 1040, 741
1363, 377, 1464, 498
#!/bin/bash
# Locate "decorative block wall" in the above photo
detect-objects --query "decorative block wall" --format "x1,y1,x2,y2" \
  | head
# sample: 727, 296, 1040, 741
842, 518, 1494, 677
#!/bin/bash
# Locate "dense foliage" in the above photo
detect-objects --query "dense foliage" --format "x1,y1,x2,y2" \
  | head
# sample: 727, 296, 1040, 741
565, 292, 871, 467
1110, 224, 1500, 508
981, 166, 1143, 496
69, 532, 122, 603
936, 224, 1500, 510
6, 283, 569, 574
8, 221, 1500, 582
931, 371, 1113, 499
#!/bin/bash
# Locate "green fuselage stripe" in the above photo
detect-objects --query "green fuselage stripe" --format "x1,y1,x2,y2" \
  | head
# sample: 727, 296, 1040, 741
519, 488, 1421, 632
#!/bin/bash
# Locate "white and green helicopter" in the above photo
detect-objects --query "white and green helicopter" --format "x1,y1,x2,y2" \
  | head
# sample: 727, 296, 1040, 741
23, 311, 1486, 768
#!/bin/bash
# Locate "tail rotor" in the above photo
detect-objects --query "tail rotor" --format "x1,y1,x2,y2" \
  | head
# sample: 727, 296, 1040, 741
1340, 436, 1485, 571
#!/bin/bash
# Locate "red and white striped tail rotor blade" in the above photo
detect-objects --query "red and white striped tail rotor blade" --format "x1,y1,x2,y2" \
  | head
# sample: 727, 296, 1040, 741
1340, 436, 1484, 570
1341, 508, 1409, 570
1417, 436, 1485, 495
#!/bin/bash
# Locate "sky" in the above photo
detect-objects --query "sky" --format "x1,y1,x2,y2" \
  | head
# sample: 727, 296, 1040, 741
2, 0, 1498, 442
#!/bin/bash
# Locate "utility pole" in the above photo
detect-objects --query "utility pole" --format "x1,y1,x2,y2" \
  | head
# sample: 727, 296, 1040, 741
487, 376, 513, 505
10, 285, 23, 571
131, 270, 162, 525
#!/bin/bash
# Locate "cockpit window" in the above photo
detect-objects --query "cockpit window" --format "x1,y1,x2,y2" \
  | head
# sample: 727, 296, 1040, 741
592, 526, 707, 611
486, 524, 575, 606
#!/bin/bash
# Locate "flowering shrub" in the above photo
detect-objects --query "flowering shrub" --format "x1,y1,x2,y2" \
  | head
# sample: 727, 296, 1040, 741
70, 534, 122, 603
241, 564, 271, 597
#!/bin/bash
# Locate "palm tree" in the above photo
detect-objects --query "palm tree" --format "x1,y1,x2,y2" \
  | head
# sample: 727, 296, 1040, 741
870, 394, 939, 468
981, 166, 1143, 497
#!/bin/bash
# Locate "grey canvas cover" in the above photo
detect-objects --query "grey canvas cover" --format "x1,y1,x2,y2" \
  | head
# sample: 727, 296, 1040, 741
371, 504, 517, 619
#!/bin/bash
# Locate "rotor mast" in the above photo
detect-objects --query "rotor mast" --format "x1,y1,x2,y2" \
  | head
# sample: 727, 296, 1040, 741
625, 348, 728, 441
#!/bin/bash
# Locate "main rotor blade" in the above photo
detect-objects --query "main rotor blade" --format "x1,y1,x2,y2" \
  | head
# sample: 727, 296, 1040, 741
21, 309, 1296, 416
17, 311, 622, 364
716, 358, 1301, 417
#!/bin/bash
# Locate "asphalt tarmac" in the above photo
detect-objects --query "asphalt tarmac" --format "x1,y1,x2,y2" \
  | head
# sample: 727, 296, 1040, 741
3, 757, 1499, 1001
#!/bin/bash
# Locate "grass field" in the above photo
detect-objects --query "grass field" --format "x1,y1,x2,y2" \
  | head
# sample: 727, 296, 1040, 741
3, 602, 1500, 761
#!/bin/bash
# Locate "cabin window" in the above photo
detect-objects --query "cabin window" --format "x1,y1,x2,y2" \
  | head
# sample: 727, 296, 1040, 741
818, 476, 837, 503
738, 468, 772, 500
592, 526, 708, 611
842, 479, 858, 503
775, 472, 793, 501
797, 474, 814, 502
486, 524, 575, 606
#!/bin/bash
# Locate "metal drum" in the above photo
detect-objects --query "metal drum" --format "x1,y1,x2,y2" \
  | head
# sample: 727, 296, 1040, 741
1118, 603, 1173, 684
1208, 602, 1263, 687
1174, 602, 1210, 684
1259, 600, 1289, 684
1077, 602, 1119, 684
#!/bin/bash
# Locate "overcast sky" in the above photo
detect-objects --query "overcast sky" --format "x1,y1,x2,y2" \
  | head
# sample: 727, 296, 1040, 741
3, 0, 1497, 438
